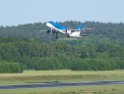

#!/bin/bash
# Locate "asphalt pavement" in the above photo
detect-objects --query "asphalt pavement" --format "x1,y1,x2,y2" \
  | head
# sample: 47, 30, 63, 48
0, 81, 124, 90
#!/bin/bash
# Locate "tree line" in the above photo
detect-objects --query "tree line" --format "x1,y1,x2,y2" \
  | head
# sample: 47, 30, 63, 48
0, 37, 123, 73
0, 21, 124, 73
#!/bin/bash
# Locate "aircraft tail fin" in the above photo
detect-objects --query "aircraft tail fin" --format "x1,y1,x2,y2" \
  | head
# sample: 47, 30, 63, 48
76, 24, 83, 30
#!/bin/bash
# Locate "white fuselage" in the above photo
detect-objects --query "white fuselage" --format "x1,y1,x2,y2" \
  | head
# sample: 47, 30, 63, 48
46, 22, 81, 37
46, 22, 65, 34
68, 31, 81, 37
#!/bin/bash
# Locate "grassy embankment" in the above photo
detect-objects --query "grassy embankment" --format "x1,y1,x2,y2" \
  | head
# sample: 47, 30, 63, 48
0, 85, 124, 94
0, 70, 124, 85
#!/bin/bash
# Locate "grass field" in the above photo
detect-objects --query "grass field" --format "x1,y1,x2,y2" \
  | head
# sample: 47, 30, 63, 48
0, 85, 124, 94
0, 70, 124, 94
0, 70, 124, 85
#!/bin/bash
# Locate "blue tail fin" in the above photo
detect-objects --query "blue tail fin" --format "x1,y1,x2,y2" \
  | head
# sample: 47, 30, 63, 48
76, 24, 83, 30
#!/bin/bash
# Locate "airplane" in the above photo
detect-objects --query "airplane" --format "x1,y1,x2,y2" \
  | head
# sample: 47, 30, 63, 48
45, 21, 93, 38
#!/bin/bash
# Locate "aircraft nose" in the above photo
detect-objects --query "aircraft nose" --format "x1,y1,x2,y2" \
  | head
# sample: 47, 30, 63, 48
46, 22, 50, 27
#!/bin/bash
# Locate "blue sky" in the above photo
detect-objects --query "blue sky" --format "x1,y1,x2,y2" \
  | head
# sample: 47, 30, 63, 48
0, 0, 124, 26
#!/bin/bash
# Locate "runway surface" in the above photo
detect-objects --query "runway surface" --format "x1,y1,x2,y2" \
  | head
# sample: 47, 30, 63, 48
0, 81, 124, 89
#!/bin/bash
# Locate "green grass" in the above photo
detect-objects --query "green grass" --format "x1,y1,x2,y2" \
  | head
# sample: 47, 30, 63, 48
0, 85, 124, 94
0, 70, 124, 85
0, 70, 124, 94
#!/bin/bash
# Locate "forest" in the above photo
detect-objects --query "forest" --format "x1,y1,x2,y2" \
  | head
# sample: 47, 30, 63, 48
0, 21, 124, 73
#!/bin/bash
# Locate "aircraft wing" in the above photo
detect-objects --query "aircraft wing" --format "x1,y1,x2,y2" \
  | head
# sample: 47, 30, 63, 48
69, 28, 94, 31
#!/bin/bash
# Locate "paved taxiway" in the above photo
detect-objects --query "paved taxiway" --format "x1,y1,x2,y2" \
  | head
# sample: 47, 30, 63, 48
0, 81, 124, 89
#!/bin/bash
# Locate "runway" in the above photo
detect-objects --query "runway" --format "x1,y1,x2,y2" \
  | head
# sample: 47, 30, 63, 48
0, 81, 124, 90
